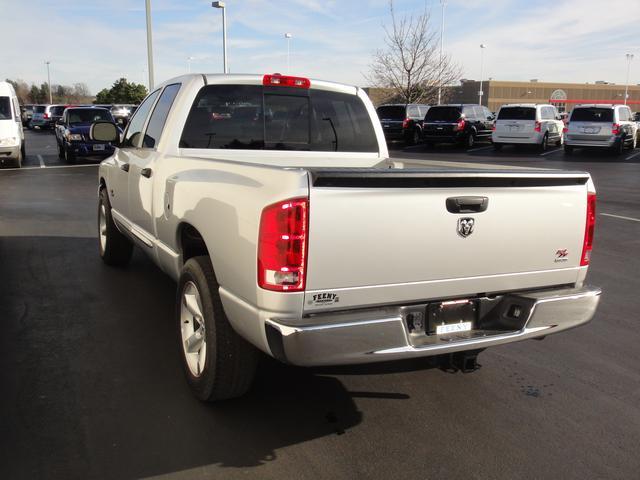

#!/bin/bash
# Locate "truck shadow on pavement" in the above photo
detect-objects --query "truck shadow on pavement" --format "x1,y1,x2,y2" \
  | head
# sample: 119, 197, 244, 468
0, 235, 418, 479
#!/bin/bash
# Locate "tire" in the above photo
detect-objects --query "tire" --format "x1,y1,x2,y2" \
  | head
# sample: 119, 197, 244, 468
407, 128, 420, 146
492, 143, 503, 151
465, 133, 475, 149
538, 133, 548, 152
556, 134, 563, 147
613, 138, 625, 155
631, 134, 637, 150
98, 188, 133, 266
564, 145, 574, 155
14, 145, 23, 168
177, 256, 258, 401
64, 144, 76, 164
57, 141, 64, 159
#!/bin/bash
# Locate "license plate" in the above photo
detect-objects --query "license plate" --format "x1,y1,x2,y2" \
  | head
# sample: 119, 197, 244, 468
436, 322, 473, 335
428, 299, 476, 335
383, 124, 389, 128
93, 144, 106, 151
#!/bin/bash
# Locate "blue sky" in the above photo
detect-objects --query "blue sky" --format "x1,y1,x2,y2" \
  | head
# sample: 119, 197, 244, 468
2, 0, 639, 94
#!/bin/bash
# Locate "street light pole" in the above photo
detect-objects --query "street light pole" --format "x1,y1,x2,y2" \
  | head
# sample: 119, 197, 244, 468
145, 0, 155, 89
285, 33, 292, 74
478, 44, 487, 105
187, 56, 195, 73
212, 2, 228, 74
624, 53, 634, 106
437, 0, 446, 105
45, 61, 52, 104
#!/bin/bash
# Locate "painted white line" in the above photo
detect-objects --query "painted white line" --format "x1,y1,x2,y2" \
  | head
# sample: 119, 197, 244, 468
540, 148, 561, 156
467, 146, 493, 153
625, 150, 640, 161
0, 164, 98, 172
37, 154, 45, 168
600, 213, 640, 223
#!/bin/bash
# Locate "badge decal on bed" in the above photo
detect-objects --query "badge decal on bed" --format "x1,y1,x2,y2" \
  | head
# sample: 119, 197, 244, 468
457, 217, 475, 238
309, 292, 340, 306
555, 249, 569, 262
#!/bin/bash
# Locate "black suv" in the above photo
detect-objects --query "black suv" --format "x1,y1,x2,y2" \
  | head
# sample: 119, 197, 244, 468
422, 104, 494, 148
376, 103, 430, 145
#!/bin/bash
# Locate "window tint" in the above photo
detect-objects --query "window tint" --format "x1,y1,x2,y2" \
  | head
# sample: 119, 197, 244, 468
570, 108, 613, 123
180, 85, 378, 152
67, 108, 113, 124
123, 89, 160, 148
498, 107, 536, 120
376, 105, 405, 120
425, 106, 462, 122
143, 83, 181, 148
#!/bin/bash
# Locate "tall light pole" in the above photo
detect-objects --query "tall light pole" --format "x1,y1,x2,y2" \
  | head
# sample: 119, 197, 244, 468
478, 44, 487, 106
45, 61, 52, 104
187, 56, 195, 73
437, 0, 446, 105
145, 0, 155, 89
624, 53, 634, 105
212, 2, 228, 74
285, 33, 292, 74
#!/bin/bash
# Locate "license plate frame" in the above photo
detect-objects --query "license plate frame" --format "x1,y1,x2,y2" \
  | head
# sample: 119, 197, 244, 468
427, 299, 477, 335
93, 144, 106, 151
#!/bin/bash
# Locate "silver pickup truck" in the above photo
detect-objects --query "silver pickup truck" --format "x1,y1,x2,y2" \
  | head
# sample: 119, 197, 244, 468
92, 73, 601, 401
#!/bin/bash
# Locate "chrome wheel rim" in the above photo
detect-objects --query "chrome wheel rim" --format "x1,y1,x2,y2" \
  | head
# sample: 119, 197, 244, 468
180, 281, 207, 377
99, 202, 107, 252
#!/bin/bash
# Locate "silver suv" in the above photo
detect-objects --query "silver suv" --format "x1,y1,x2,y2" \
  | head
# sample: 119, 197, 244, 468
564, 104, 637, 155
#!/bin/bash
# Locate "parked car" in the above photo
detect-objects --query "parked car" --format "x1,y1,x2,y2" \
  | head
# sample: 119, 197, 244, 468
0, 81, 25, 167
92, 73, 600, 401
492, 104, 564, 151
422, 104, 494, 148
376, 103, 430, 145
21, 104, 34, 127
30, 104, 66, 130
110, 104, 137, 128
55, 106, 118, 163
564, 104, 637, 155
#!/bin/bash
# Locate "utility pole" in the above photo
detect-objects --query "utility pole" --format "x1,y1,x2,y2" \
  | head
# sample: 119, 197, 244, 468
45, 61, 52, 104
437, 0, 446, 105
624, 53, 634, 105
285, 33, 292, 74
212, 2, 228, 74
145, 0, 155, 90
478, 44, 487, 105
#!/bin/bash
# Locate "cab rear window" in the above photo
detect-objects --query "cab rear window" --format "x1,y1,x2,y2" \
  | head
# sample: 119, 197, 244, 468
425, 106, 462, 122
570, 108, 614, 123
180, 85, 378, 152
498, 107, 536, 120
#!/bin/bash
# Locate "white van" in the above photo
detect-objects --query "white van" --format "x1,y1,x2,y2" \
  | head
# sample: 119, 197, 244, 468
0, 81, 25, 167
492, 103, 564, 152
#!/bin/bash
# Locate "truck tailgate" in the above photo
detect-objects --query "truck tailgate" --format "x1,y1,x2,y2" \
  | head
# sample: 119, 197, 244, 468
304, 168, 590, 312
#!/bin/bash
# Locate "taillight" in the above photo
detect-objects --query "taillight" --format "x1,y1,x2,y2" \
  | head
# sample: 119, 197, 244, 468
491, 124, 496, 131
580, 192, 596, 266
263, 74, 311, 89
563, 122, 569, 133
43, 113, 50, 119
402, 117, 410, 129
612, 123, 620, 135
534, 121, 541, 132
258, 197, 309, 291
453, 119, 466, 132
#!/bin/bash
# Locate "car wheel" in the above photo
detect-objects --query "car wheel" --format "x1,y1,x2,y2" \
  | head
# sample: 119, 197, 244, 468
20, 142, 26, 166
492, 143, 503, 151
564, 145, 574, 155
177, 255, 258, 401
614, 138, 625, 155
631, 135, 637, 150
98, 187, 133, 266
64, 145, 76, 164
57, 142, 64, 159
538, 134, 548, 152
556, 134, 563, 147
410, 128, 420, 146
465, 133, 475, 149
14, 146, 23, 168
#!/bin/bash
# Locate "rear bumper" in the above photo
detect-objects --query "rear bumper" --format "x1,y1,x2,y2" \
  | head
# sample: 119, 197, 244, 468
565, 135, 617, 148
423, 132, 465, 143
492, 132, 544, 144
265, 285, 601, 366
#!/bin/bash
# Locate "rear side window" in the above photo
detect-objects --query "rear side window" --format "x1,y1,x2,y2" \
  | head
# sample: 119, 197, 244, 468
425, 106, 462, 122
376, 105, 405, 120
34, 105, 46, 113
180, 85, 378, 152
407, 106, 419, 117
498, 107, 536, 120
618, 107, 630, 122
123, 89, 161, 148
570, 108, 613, 123
143, 83, 181, 148
0, 97, 11, 120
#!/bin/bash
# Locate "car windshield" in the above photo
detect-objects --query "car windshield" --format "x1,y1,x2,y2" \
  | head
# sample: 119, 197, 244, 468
425, 106, 462, 121
571, 108, 614, 122
498, 107, 536, 120
180, 85, 379, 152
376, 106, 405, 120
0, 97, 11, 120
68, 109, 113, 124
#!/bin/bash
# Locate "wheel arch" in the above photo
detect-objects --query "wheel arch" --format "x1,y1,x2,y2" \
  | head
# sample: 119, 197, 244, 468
177, 222, 210, 266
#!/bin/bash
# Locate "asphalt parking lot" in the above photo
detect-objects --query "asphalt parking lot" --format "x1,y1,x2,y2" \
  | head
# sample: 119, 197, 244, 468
1, 130, 639, 480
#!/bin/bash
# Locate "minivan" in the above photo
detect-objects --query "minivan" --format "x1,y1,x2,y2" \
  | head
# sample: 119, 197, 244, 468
376, 103, 430, 145
564, 104, 637, 155
0, 81, 25, 167
31, 104, 67, 130
492, 104, 564, 151
422, 104, 494, 148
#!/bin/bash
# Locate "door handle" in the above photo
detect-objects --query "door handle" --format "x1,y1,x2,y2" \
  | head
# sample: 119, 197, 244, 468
120, 163, 130, 172
446, 196, 489, 214
141, 168, 152, 178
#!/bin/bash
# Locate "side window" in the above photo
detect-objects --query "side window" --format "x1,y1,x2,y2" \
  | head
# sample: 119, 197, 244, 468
474, 106, 484, 119
462, 106, 475, 119
142, 83, 181, 148
123, 89, 161, 148
540, 107, 549, 120
617, 107, 628, 122
407, 106, 419, 118
483, 107, 492, 119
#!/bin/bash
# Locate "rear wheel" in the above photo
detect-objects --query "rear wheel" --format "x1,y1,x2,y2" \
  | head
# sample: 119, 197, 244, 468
465, 133, 475, 149
538, 133, 548, 152
564, 145, 574, 155
177, 256, 258, 401
556, 133, 564, 147
98, 187, 133, 266
613, 138, 625, 155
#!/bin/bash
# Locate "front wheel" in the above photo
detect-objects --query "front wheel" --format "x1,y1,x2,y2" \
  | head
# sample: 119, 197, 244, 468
64, 145, 76, 164
177, 256, 258, 401
98, 188, 133, 266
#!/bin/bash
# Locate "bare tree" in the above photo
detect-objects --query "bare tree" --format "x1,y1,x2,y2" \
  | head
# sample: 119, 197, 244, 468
367, 0, 460, 104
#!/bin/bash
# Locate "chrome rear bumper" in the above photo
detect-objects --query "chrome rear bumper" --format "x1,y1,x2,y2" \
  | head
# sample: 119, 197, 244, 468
265, 286, 601, 366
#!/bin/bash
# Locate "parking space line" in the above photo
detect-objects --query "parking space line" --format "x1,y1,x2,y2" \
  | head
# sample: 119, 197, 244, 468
625, 151, 640, 161
37, 154, 45, 168
467, 146, 493, 153
0, 164, 98, 172
540, 148, 561, 156
600, 213, 640, 223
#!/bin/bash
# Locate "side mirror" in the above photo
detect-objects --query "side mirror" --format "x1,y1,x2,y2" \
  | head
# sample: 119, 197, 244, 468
90, 121, 119, 144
